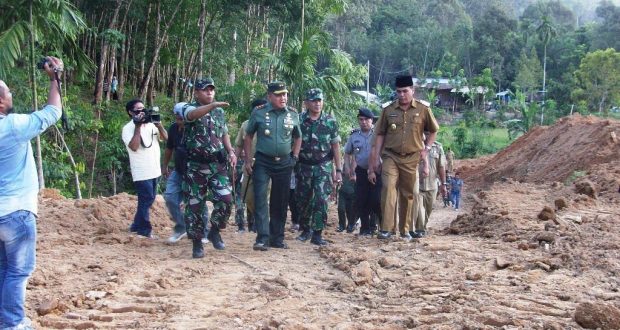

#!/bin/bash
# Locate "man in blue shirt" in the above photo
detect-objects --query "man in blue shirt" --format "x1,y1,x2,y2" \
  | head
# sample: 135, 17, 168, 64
0, 56, 63, 329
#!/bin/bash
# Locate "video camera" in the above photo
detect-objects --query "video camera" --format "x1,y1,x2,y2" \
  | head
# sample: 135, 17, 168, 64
132, 106, 161, 124
36, 57, 63, 72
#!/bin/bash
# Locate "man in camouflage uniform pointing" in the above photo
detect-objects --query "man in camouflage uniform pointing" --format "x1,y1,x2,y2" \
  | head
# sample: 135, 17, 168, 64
181, 78, 236, 258
295, 88, 342, 246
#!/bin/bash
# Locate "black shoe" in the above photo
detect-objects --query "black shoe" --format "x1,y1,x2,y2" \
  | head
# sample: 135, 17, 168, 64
337, 225, 345, 232
237, 224, 246, 233
192, 239, 204, 258
253, 242, 269, 251
207, 227, 226, 250
377, 231, 392, 239
296, 230, 311, 242
412, 231, 426, 238
346, 224, 355, 233
310, 230, 328, 246
270, 242, 289, 249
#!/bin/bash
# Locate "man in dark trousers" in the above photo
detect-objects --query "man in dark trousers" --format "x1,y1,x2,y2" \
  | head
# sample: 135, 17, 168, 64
244, 81, 301, 251
344, 108, 381, 236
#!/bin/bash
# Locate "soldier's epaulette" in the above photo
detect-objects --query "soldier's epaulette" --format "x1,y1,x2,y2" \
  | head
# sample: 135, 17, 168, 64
417, 99, 431, 107
384, 99, 398, 109
287, 106, 298, 113
350, 128, 360, 135
254, 104, 267, 110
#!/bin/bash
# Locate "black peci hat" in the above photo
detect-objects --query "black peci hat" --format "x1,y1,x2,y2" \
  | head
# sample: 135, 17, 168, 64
395, 75, 414, 88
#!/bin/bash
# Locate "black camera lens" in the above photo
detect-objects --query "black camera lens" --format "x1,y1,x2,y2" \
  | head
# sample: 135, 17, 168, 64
36, 58, 49, 70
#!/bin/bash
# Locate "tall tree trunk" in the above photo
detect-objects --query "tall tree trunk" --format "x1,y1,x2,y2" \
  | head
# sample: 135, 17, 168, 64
29, 0, 44, 189
197, 0, 207, 78
138, 3, 152, 90
94, 0, 123, 105
138, 0, 184, 99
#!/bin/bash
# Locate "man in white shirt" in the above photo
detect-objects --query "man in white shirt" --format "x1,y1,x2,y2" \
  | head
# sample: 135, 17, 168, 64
122, 99, 168, 238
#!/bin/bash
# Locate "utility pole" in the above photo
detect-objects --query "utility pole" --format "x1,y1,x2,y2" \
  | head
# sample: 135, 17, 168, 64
366, 60, 370, 105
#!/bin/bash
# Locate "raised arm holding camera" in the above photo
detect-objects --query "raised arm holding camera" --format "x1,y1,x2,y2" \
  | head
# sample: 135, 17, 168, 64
0, 56, 63, 329
122, 99, 167, 239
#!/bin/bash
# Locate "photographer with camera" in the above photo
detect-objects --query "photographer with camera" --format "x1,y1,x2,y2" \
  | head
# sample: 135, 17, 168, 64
122, 99, 167, 239
0, 56, 63, 329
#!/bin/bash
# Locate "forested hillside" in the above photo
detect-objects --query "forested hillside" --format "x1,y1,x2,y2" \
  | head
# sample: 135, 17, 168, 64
0, 0, 619, 198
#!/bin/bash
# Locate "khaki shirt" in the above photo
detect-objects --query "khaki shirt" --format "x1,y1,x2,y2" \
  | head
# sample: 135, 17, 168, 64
245, 103, 301, 157
375, 99, 439, 154
419, 142, 446, 191
235, 120, 257, 158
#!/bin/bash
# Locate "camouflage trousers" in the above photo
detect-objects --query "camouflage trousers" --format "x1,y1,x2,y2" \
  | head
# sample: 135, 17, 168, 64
183, 160, 232, 240
234, 159, 246, 226
295, 162, 333, 231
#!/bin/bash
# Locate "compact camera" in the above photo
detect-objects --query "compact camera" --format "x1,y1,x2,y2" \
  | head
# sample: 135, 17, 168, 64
133, 106, 161, 124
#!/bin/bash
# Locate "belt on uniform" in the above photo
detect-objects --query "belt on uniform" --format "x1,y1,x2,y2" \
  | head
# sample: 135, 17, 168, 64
386, 148, 415, 157
299, 150, 333, 165
256, 151, 286, 162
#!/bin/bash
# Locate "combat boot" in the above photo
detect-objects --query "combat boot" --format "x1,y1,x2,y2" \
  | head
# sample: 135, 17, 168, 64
207, 226, 226, 250
310, 230, 328, 246
192, 239, 204, 258
296, 229, 312, 242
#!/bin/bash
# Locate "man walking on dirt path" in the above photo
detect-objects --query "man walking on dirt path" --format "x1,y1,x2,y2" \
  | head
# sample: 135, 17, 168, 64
243, 81, 301, 251
0, 56, 63, 329
244, 81, 301, 251
181, 78, 236, 258
446, 147, 455, 174
162, 103, 209, 244
368, 75, 439, 241
413, 139, 447, 238
450, 171, 464, 210
123, 99, 168, 239
295, 88, 342, 246
234, 98, 268, 233
345, 107, 381, 236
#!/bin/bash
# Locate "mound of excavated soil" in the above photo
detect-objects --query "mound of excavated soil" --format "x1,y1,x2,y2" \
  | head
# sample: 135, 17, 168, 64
461, 115, 620, 188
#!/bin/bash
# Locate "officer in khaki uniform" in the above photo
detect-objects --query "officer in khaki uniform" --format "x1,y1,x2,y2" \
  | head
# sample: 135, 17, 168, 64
413, 140, 447, 238
368, 75, 439, 240
244, 81, 301, 251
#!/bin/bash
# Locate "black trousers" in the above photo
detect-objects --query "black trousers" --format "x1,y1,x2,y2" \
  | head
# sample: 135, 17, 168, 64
355, 166, 382, 233
253, 154, 294, 245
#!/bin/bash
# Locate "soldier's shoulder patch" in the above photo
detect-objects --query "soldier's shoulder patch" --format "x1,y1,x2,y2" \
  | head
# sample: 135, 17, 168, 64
384, 99, 398, 110
417, 99, 431, 107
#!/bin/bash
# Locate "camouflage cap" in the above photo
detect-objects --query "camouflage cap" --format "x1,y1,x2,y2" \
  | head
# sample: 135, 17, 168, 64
267, 81, 288, 94
195, 77, 215, 90
305, 88, 323, 101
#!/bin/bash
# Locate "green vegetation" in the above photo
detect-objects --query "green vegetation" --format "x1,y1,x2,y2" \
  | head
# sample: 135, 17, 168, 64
1, 0, 619, 198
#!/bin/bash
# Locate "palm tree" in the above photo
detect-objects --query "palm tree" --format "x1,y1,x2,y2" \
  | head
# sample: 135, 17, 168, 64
536, 14, 556, 125
0, 0, 88, 189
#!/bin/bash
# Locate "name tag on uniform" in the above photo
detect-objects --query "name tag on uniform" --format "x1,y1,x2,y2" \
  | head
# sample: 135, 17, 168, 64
265, 119, 272, 125
388, 114, 397, 117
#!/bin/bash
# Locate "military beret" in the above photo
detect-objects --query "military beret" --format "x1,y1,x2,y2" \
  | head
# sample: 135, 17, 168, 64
267, 81, 288, 94
395, 75, 414, 88
195, 77, 215, 90
357, 107, 376, 119
305, 88, 323, 101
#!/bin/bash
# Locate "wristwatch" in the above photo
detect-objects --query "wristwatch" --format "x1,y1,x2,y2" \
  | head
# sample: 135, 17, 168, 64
336, 169, 342, 173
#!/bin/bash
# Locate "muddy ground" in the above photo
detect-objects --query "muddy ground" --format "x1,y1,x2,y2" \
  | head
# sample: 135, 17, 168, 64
26, 115, 620, 329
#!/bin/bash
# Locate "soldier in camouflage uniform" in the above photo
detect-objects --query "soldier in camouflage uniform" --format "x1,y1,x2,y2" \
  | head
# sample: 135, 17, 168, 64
181, 78, 237, 258
295, 88, 342, 246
